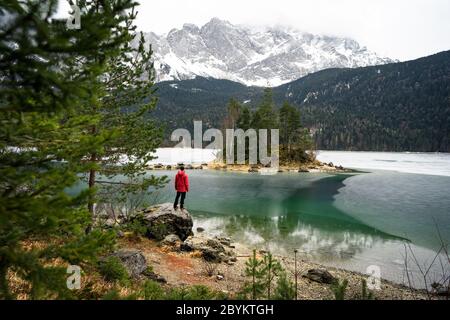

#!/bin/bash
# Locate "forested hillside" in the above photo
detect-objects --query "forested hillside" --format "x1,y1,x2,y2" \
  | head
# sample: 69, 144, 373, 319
274, 50, 450, 151
154, 77, 261, 133
154, 51, 450, 152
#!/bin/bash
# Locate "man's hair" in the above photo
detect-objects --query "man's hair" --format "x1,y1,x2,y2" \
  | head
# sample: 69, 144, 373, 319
179, 165, 185, 171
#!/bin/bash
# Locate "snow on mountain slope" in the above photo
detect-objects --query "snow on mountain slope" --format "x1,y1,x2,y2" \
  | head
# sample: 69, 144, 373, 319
139, 18, 395, 86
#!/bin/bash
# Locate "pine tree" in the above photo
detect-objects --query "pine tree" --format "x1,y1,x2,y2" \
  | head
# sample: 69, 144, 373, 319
237, 106, 252, 131
331, 279, 348, 300
243, 250, 266, 299
252, 88, 278, 130
262, 252, 282, 299
361, 279, 374, 300
0, 0, 141, 299
273, 272, 296, 300
279, 101, 313, 163
223, 98, 241, 130
279, 102, 300, 150
75, 7, 168, 220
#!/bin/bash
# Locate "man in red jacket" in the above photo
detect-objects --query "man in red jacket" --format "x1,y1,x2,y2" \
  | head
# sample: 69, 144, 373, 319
173, 165, 189, 210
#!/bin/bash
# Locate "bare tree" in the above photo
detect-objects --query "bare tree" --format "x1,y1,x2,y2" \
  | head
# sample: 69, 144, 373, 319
402, 224, 449, 300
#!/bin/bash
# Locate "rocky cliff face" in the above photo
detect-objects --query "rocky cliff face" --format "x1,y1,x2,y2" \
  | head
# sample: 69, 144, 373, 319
138, 18, 395, 86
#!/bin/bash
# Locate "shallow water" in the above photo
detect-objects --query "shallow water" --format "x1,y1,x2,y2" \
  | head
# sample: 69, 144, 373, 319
72, 150, 450, 288
149, 167, 450, 288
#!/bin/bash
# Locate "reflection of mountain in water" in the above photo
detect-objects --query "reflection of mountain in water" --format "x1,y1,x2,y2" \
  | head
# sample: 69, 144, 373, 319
191, 175, 407, 260
193, 212, 406, 261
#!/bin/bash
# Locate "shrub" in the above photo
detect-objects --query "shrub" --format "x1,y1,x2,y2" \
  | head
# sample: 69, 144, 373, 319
202, 261, 218, 277
145, 265, 154, 274
186, 285, 216, 300
98, 256, 129, 283
121, 218, 147, 237
101, 289, 139, 300
361, 279, 374, 300
166, 286, 190, 300
141, 280, 165, 300
102, 289, 122, 300
166, 285, 217, 300
273, 272, 296, 300
331, 279, 348, 300
147, 223, 169, 240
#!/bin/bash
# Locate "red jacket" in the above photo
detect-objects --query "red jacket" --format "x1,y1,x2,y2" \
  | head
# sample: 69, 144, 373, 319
175, 170, 189, 192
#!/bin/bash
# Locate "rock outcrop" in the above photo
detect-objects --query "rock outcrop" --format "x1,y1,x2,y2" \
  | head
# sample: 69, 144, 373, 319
111, 249, 147, 278
161, 234, 182, 246
135, 203, 194, 241
109, 249, 167, 282
180, 235, 237, 263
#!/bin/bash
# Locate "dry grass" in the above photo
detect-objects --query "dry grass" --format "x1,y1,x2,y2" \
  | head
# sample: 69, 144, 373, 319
6, 235, 435, 300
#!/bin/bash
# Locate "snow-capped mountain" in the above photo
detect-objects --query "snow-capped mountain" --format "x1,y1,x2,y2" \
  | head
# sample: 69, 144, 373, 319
140, 18, 395, 86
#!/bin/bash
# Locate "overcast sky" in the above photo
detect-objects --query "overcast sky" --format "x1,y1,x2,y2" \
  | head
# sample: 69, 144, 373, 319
58, 0, 450, 61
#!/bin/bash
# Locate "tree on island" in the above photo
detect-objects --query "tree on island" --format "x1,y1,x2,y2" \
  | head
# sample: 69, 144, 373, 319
223, 89, 313, 165
279, 101, 314, 163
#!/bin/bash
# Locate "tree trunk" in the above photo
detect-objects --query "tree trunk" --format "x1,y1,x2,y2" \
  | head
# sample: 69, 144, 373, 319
86, 153, 96, 234
88, 154, 96, 214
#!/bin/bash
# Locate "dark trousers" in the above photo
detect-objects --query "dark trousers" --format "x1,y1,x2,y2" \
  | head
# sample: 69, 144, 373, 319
174, 192, 186, 208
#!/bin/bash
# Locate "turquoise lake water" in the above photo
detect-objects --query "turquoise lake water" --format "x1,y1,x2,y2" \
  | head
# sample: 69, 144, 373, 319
69, 150, 450, 288
147, 168, 450, 288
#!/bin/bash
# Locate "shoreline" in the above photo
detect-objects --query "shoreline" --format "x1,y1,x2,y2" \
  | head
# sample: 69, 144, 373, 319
147, 160, 357, 174
118, 234, 430, 300
229, 238, 429, 299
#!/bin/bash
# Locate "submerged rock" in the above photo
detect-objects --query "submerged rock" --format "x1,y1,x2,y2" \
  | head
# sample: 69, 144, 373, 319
196, 227, 205, 233
137, 203, 194, 241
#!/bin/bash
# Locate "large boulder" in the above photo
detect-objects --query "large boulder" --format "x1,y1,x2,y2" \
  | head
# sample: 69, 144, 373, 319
111, 249, 147, 278
138, 203, 193, 241
303, 269, 336, 284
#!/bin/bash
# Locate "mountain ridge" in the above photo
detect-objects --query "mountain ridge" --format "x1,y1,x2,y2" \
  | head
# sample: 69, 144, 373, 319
140, 18, 395, 86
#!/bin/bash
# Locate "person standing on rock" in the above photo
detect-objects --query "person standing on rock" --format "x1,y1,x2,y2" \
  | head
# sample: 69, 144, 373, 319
174, 165, 189, 210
